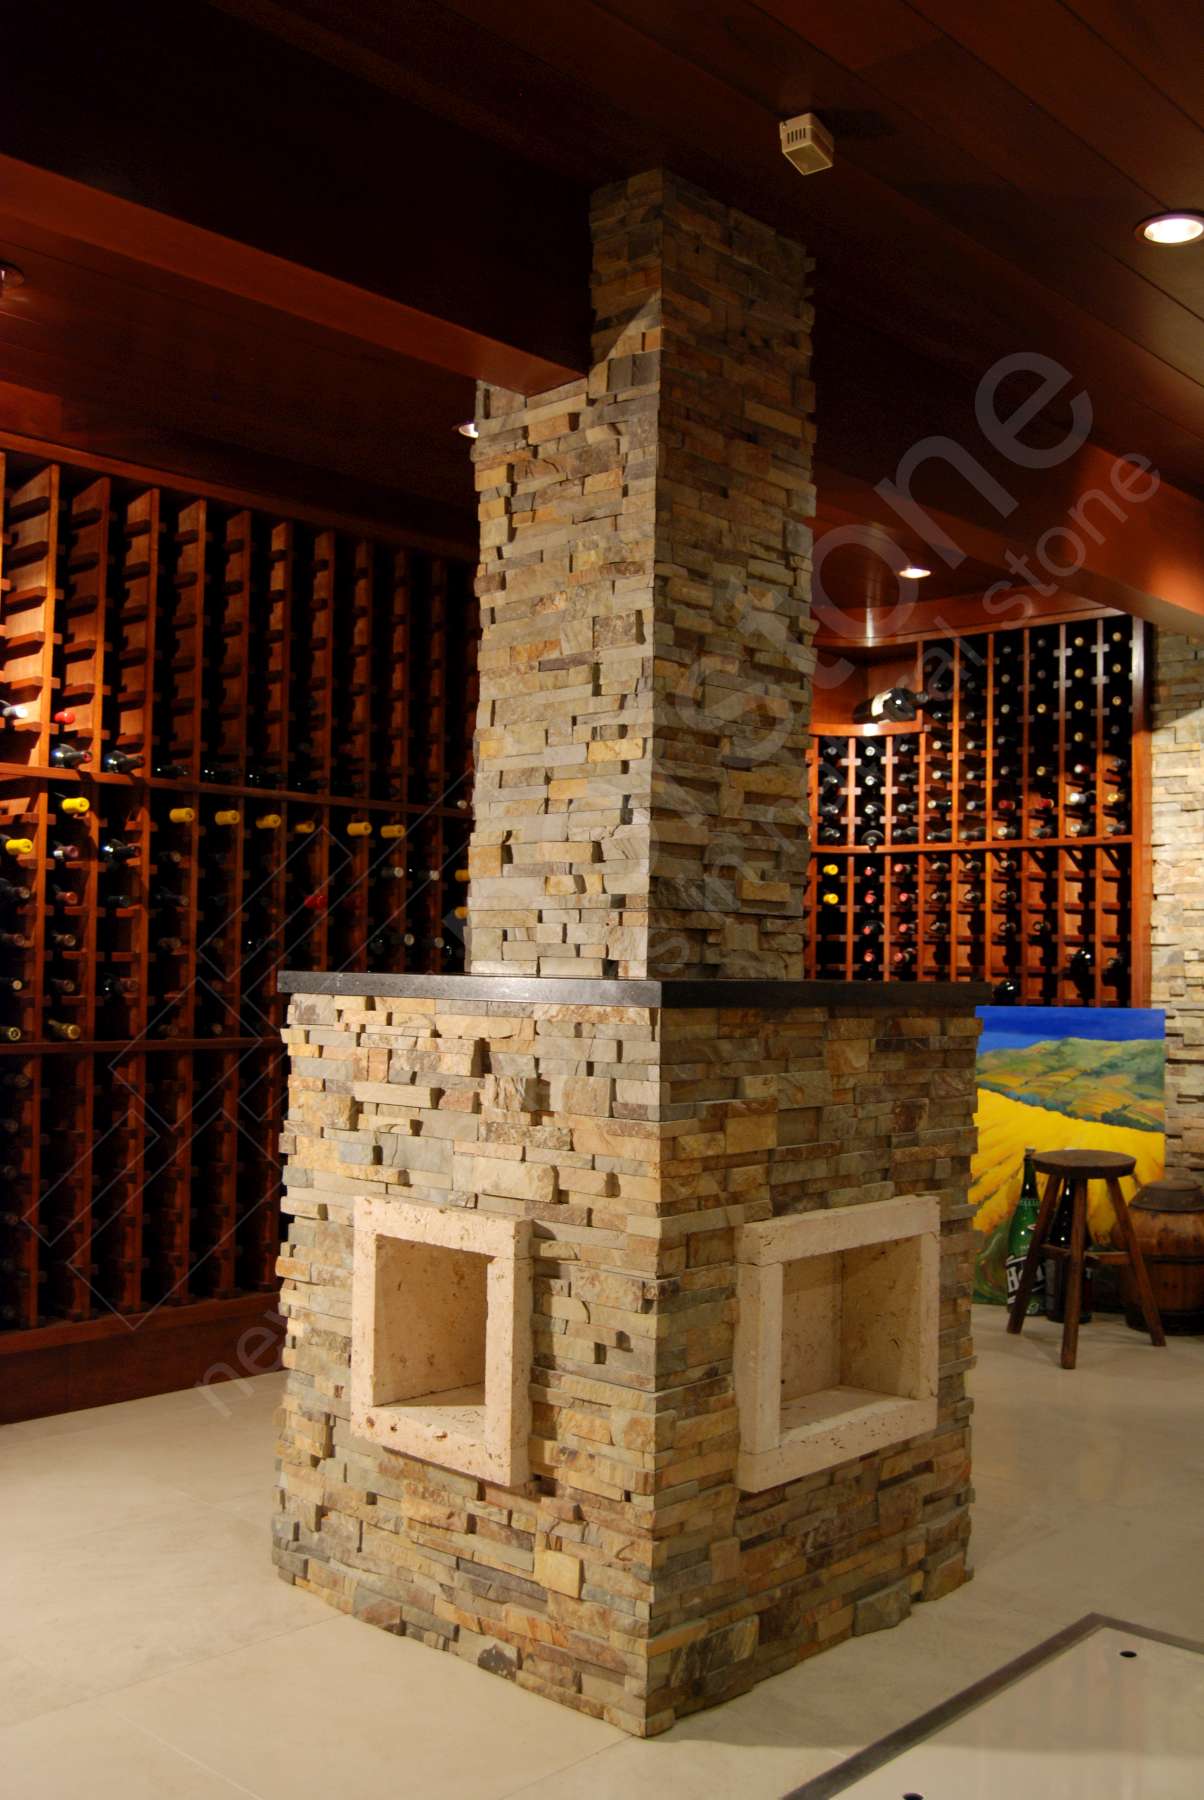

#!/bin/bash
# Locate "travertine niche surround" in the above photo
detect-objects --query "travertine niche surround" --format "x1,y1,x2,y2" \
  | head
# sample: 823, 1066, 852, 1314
273, 172, 980, 1736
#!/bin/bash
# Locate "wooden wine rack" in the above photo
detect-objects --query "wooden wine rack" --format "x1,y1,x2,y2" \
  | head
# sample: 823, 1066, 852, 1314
804, 615, 1148, 1007
0, 444, 476, 1415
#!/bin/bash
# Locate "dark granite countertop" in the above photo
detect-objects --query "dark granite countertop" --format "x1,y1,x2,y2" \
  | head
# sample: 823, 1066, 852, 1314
277, 972, 991, 1010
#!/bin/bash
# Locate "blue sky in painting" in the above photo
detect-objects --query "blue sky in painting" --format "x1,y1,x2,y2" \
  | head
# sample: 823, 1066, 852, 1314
975, 1005, 1165, 1056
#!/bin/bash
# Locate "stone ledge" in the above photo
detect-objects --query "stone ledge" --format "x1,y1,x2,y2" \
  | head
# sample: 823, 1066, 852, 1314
278, 971, 991, 1011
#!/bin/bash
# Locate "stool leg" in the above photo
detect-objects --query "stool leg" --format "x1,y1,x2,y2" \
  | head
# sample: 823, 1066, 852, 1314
1060, 1179, 1088, 1370
1008, 1171, 1062, 1334
1106, 1175, 1167, 1348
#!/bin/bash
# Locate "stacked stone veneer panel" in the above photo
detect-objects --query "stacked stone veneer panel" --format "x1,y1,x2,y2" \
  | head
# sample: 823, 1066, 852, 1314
468, 171, 816, 982
1151, 630, 1204, 1175
274, 985, 978, 1735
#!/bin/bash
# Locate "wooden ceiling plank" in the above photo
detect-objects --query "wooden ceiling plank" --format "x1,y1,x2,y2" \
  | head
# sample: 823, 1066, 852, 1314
903, 0, 1204, 199
1061, 0, 1204, 131
603, 0, 1204, 378
431, 0, 1204, 472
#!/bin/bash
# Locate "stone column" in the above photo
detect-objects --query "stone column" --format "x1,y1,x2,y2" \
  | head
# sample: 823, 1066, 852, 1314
468, 171, 815, 981
1151, 631, 1204, 1174
273, 172, 978, 1739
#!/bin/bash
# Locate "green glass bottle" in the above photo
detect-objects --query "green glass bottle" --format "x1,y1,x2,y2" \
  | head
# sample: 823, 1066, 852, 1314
1006, 1148, 1045, 1315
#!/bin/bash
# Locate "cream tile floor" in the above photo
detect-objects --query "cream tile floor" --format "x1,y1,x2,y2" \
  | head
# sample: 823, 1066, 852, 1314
1, 1307, 1201, 1799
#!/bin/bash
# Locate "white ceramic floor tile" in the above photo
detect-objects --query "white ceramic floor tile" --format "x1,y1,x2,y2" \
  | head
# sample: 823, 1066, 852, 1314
834, 1627, 1204, 1798
0, 1696, 263, 1799
2, 1498, 328, 1698
110, 1614, 623, 1800
0, 1648, 95, 1731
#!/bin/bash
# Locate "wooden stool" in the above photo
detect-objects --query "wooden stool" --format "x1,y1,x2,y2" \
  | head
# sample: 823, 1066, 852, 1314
1007, 1150, 1166, 1370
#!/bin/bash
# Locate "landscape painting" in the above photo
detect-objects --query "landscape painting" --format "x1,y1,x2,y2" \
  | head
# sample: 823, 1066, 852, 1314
971, 1006, 1166, 1305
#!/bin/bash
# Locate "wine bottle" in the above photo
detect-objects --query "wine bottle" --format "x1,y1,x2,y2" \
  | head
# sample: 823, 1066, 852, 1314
103, 750, 144, 774
46, 976, 77, 996
1067, 946, 1094, 998
213, 809, 241, 827
0, 879, 29, 904
48, 930, 77, 949
167, 806, 196, 825
58, 795, 90, 817
1, 836, 34, 859
98, 973, 138, 1000
0, 930, 31, 949
154, 760, 189, 780
100, 838, 138, 864
852, 686, 931, 724
50, 743, 91, 769
46, 1019, 82, 1041
0, 976, 24, 994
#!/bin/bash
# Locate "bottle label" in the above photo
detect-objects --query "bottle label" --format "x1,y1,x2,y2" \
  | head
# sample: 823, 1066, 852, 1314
1005, 1251, 1045, 1313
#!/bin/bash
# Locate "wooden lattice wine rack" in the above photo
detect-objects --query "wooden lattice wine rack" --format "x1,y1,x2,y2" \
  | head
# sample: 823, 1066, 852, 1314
0, 444, 476, 1417
804, 615, 1149, 1006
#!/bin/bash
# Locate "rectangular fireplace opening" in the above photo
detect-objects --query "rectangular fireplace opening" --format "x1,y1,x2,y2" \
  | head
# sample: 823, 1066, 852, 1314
351, 1196, 532, 1485
373, 1236, 489, 1418
736, 1196, 940, 1491
780, 1236, 928, 1436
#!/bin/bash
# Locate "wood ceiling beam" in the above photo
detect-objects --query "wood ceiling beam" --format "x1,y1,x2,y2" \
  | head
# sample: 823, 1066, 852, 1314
0, 156, 579, 397
814, 456, 1204, 640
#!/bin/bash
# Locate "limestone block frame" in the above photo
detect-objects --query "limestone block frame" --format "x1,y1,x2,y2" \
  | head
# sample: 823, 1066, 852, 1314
350, 1196, 533, 1485
735, 1194, 940, 1492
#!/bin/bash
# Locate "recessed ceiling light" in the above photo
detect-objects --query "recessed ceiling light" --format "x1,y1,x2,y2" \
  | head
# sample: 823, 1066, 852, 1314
456, 419, 479, 439
1137, 212, 1204, 246
899, 564, 932, 580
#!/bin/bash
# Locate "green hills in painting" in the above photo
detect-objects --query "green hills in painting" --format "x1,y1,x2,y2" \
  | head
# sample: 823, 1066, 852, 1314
977, 1037, 1163, 1131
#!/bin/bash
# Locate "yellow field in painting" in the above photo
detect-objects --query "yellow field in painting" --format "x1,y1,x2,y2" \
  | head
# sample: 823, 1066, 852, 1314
972, 1087, 1165, 1242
